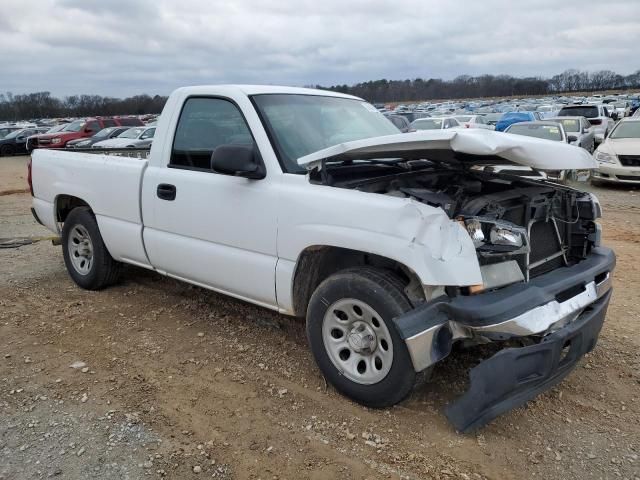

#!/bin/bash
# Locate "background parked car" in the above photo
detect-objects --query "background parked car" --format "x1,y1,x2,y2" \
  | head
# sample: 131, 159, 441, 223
385, 114, 412, 132
31, 117, 144, 149
505, 121, 568, 142
410, 116, 460, 131
66, 127, 130, 148
557, 104, 615, 144
505, 121, 574, 180
453, 115, 494, 130
0, 127, 48, 156
495, 111, 543, 132
547, 116, 596, 152
26, 123, 69, 151
592, 118, 640, 184
92, 126, 156, 149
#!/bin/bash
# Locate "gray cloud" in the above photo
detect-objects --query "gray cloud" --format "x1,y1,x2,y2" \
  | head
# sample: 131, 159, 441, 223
0, 0, 638, 97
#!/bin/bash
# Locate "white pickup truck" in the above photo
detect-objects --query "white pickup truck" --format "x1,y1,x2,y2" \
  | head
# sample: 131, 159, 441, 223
30, 85, 615, 432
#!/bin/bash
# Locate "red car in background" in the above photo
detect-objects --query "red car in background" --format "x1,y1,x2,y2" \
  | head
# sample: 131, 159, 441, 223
29, 116, 143, 150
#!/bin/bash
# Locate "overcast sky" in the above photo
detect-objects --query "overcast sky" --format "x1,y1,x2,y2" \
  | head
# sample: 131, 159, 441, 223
1, 0, 638, 97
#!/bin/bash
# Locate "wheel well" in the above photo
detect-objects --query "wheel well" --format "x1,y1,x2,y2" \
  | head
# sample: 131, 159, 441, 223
55, 195, 91, 223
291, 246, 425, 317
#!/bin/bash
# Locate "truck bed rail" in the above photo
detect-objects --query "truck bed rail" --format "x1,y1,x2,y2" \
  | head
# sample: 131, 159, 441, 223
62, 147, 151, 159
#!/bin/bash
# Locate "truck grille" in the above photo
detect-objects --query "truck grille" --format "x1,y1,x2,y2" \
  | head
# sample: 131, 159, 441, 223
618, 155, 640, 167
528, 220, 565, 279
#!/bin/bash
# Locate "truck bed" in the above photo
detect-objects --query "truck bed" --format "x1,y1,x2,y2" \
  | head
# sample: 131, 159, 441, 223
31, 148, 151, 267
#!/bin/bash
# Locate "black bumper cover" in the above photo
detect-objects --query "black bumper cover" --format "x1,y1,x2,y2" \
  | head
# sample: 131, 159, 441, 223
446, 289, 612, 432
396, 247, 616, 338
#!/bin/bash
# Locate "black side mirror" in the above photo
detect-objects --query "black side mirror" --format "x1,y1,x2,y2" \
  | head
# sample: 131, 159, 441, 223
611, 112, 618, 121
210, 144, 265, 179
567, 135, 578, 143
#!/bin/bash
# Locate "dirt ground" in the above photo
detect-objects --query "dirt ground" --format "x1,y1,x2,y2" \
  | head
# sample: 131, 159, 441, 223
1, 155, 638, 480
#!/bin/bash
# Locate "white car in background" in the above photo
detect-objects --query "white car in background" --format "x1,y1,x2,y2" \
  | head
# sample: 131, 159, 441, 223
92, 126, 156, 149
453, 115, 494, 130
410, 116, 460, 131
592, 118, 640, 184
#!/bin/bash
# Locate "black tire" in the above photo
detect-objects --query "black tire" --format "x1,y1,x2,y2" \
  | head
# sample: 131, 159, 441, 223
0, 144, 15, 157
62, 207, 120, 290
306, 267, 416, 408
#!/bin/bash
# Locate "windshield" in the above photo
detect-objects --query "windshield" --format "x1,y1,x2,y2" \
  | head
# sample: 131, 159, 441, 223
0, 128, 18, 138
47, 124, 67, 133
507, 124, 563, 141
412, 119, 443, 130
558, 106, 598, 118
555, 119, 580, 132
252, 94, 399, 173
455, 116, 472, 122
94, 127, 116, 138
118, 127, 144, 139
63, 120, 85, 132
609, 121, 640, 139
4, 129, 26, 139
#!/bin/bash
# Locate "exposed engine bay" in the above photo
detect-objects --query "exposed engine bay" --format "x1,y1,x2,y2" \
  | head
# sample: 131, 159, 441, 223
314, 163, 601, 286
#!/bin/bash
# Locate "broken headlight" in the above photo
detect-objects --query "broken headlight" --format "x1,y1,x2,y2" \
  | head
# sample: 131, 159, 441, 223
460, 217, 528, 252
490, 226, 523, 248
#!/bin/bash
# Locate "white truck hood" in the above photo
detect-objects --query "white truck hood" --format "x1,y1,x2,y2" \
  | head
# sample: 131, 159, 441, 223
297, 129, 597, 171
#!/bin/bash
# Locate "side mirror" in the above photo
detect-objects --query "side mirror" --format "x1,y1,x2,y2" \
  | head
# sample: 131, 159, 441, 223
16, 135, 25, 142
210, 144, 265, 180
567, 135, 578, 143
611, 112, 618, 121
84, 127, 94, 134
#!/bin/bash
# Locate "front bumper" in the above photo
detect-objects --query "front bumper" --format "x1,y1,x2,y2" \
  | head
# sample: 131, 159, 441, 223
446, 289, 611, 432
593, 165, 640, 183
394, 247, 615, 430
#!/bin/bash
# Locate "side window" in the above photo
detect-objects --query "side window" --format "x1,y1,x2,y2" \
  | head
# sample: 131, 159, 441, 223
171, 97, 254, 170
476, 116, 484, 124
102, 119, 117, 127
141, 128, 155, 139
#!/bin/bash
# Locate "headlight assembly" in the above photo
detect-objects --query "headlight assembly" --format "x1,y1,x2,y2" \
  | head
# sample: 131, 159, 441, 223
490, 226, 523, 248
595, 151, 616, 164
460, 217, 528, 253
51, 137, 62, 144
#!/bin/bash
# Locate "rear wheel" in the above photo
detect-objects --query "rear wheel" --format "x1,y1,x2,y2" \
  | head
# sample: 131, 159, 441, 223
306, 267, 417, 408
62, 207, 120, 290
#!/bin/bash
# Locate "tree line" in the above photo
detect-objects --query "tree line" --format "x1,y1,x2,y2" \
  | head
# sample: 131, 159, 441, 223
320, 69, 640, 103
0, 93, 167, 122
1, 69, 639, 121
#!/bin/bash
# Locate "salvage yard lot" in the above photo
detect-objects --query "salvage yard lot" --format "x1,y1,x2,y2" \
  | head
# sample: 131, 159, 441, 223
1, 156, 638, 479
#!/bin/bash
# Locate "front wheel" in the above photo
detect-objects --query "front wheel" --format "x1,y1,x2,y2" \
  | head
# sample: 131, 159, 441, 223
306, 267, 417, 408
0, 145, 15, 157
62, 207, 120, 290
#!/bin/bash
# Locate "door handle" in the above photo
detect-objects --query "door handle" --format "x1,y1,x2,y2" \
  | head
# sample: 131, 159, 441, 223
157, 183, 176, 201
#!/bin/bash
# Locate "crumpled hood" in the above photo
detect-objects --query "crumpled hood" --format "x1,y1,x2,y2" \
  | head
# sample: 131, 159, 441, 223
297, 129, 597, 171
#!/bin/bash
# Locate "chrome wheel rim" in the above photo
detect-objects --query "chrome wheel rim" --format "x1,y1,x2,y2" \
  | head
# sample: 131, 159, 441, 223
322, 298, 393, 385
68, 224, 94, 275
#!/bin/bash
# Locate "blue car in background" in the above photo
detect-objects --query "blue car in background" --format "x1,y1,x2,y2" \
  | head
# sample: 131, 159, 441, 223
495, 111, 543, 132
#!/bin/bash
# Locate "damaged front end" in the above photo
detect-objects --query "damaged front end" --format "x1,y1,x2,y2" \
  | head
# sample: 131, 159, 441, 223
299, 130, 613, 431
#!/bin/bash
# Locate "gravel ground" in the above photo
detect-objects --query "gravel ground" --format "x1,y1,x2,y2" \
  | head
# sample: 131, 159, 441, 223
1, 156, 638, 479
